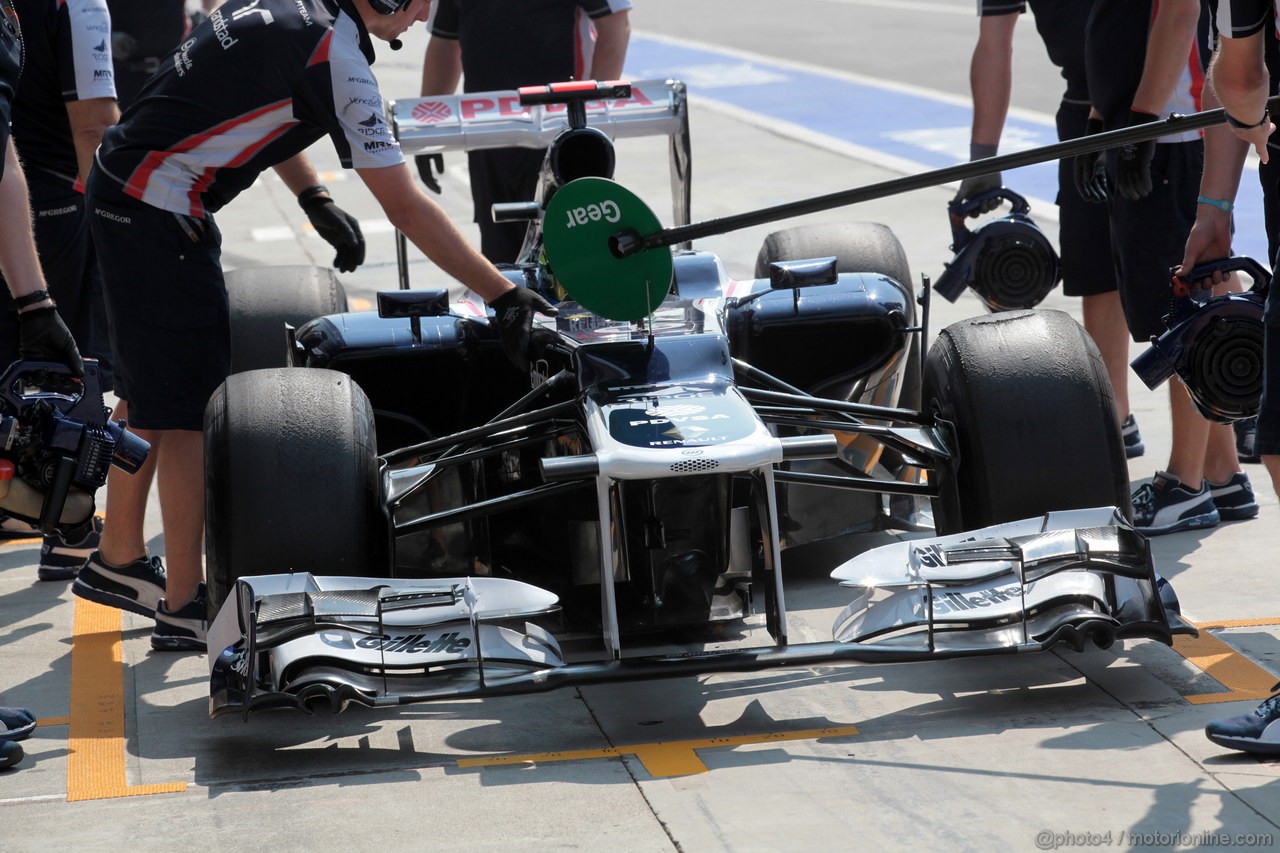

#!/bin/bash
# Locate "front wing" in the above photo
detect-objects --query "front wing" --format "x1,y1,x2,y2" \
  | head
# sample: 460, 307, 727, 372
207, 507, 1192, 718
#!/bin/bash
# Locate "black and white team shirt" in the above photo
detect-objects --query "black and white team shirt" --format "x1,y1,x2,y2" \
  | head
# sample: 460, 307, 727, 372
1216, 0, 1279, 37
96, 0, 401, 218
429, 0, 633, 94
11, 0, 117, 182
0, 0, 22, 179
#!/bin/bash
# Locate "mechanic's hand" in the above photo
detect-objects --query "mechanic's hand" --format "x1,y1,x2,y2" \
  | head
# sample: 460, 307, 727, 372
18, 307, 84, 377
1072, 117, 1109, 204
952, 143, 1001, 217
1115, 110, 1158, 201
1177, 210, 1235, 293
416, 153, 444, 194
952, 174, 1002, 217
301, 196, 366, 273
488, 286, 559, 372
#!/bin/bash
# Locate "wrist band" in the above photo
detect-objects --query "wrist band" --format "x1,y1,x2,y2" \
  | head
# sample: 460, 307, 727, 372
11, 289, 50, 310
1225, 109, 1269, 131
1197, 196, 1234, 212
297, 185, 330, 207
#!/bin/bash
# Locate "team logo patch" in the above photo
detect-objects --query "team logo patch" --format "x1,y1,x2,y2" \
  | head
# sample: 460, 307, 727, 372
412, 101, 451, 123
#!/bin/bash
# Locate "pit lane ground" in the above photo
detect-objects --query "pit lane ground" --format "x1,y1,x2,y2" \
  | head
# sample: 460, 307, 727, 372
4, 3, 1280, 849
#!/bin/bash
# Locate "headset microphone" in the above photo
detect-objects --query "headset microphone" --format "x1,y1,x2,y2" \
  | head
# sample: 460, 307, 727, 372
389, 39, 403, 51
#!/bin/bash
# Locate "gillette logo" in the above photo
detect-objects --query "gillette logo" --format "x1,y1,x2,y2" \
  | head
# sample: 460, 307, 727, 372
930, 582, 1025, 615
355, 632, 473, 654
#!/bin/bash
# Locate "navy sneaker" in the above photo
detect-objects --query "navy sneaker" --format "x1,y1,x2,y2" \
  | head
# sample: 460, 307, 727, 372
72, 551, 166, 618
0, 740, 22, 770
151, 583, 208, 652
0, 512, 37, 540
1235, 416, 1261, 464
1121, 414, 1145, 459
38, 515, 103, 582
0, 707, 35, 741
1209, 472, 1260, 521
1131, 471, 1220, 535
1205, 687, 1280, 754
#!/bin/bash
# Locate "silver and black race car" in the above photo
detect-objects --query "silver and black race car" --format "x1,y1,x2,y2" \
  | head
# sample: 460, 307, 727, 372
205, 80, 1189, 719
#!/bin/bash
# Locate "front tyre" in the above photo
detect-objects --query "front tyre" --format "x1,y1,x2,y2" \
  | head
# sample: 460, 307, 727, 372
925, 309, 1130, 535
205, 368, 385, 612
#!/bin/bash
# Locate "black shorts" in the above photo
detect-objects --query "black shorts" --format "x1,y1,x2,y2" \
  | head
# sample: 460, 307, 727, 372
1105, 141, 1203, 343
86, 168, 228, 431
1056, 100, 1116, 297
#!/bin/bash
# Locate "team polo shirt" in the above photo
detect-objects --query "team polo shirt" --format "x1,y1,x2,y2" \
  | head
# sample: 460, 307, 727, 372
428, 0, 632, 93
10, 0, 116, 182
1086, 0, 1211, 143
1216, 0, 1278, 36
95, 0, 401, 218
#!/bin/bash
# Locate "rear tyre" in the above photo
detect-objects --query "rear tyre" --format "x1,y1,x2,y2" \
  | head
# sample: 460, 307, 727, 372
225, 265, 348, 374
924, 309, 1130, 535
755, 222, 919, 407
205, 368, 385, 612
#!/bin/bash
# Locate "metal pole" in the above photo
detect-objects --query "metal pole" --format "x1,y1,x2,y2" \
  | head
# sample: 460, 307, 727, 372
616, 96, 1280, 256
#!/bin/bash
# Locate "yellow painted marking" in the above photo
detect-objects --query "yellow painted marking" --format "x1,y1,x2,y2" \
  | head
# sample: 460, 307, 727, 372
36, 716, 69, 727
1175, 627, 1280, 705
456, 725, 861, 778
68, 598, 186, 801
1193, 617, 1280, 630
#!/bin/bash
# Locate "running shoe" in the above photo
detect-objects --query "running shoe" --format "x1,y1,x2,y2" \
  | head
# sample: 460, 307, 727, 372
1205, 686, 1280, 755
72, 551, 166, 618
1121, 414, 1145, 459
1131, 471, 1219, 535
1208, 472, 1260, 521
37, 515, 104, 582
151, 583, 208, 652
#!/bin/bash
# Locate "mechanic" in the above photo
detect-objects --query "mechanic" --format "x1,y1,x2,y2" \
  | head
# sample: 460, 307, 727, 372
955, 0, 1143, 461
1078, 0, 1256, 535
70, 0, 555, 652
418, 0, 631, 263
0, 0, 118, 578
1183, 0, 1280, 755
0, 0, 84, 772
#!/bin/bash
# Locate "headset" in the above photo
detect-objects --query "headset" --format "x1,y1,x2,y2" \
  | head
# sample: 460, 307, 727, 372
933, 187, 1061, 313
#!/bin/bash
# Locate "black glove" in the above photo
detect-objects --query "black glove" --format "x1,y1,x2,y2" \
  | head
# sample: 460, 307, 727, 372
300, 193, 366, 273
488, 287, 558, 371
1072, 117, 1109, 204
952, 143, 1002, 217
416, 153, 444, 194
18, 306, 84, 377
1115, 110, 1159, 201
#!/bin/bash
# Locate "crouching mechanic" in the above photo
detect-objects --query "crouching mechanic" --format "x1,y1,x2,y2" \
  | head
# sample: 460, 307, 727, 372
72, 0, 554, 651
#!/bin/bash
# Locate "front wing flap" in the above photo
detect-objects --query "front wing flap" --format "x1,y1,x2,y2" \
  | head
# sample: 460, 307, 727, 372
208, 508, 1191, 718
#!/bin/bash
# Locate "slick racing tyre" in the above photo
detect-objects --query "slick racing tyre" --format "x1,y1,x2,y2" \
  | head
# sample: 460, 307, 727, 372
205, 368, 386, 612
755, 222, 920, 408
225, 265, 348, 374
924, 309, 1130, 535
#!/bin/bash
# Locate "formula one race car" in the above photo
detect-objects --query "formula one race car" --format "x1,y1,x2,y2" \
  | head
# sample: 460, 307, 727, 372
204, 80, 1188, 718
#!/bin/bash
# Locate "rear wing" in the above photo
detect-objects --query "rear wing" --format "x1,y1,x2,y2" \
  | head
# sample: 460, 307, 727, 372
389, 78, 691, 234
